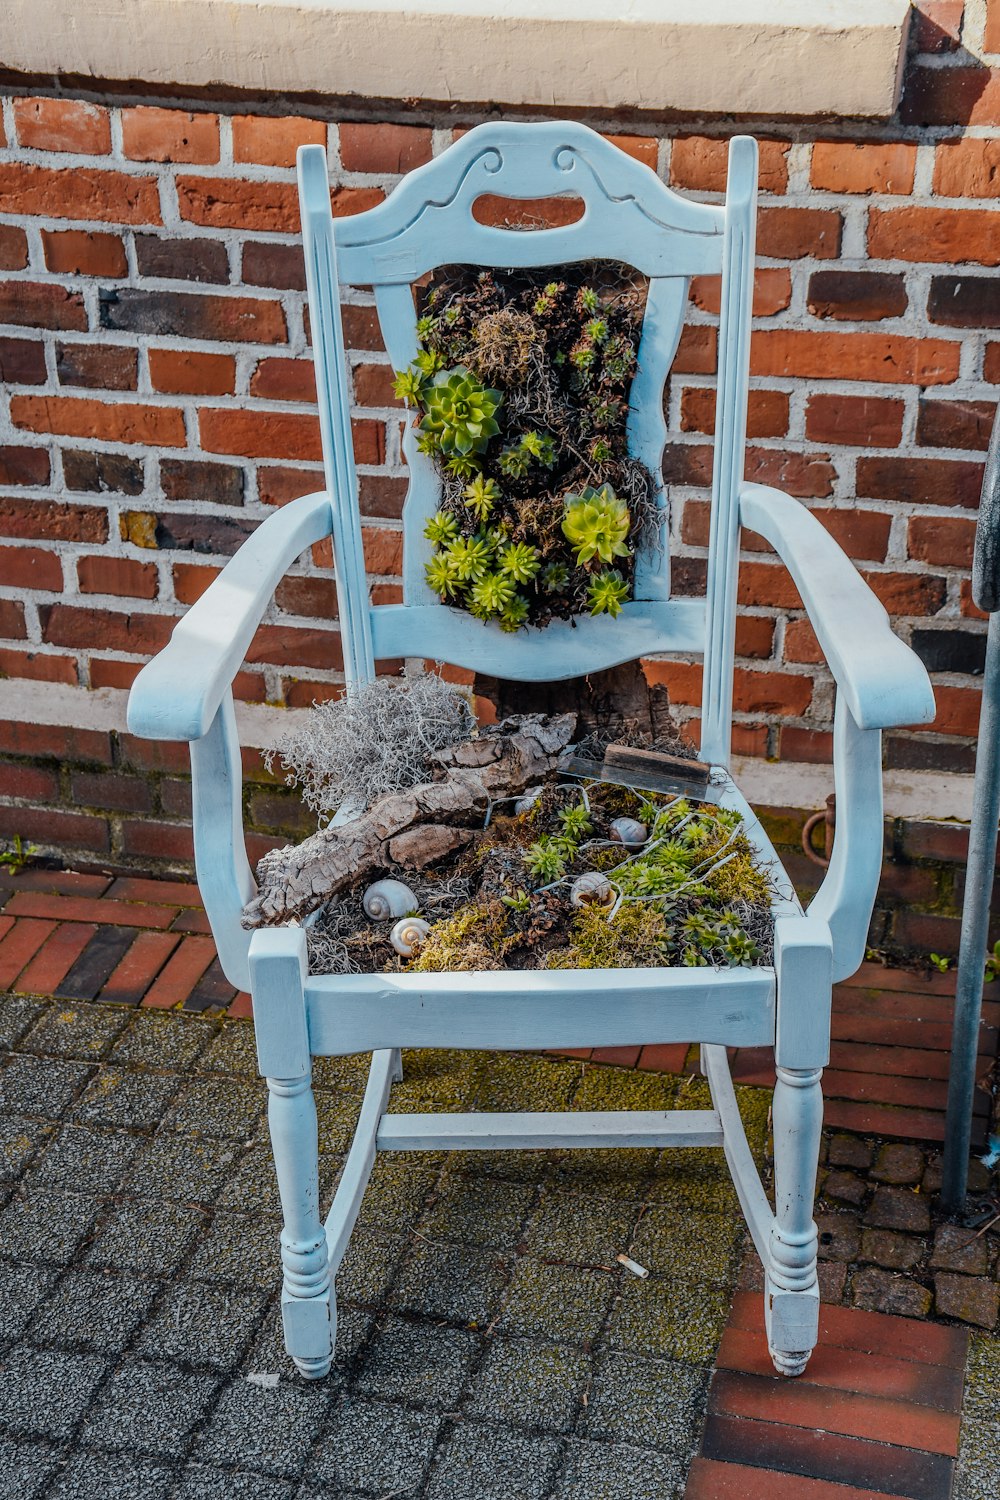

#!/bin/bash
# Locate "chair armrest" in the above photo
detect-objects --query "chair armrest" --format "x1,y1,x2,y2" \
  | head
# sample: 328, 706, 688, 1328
127, 491, 333, 742
739, 482, 935, 731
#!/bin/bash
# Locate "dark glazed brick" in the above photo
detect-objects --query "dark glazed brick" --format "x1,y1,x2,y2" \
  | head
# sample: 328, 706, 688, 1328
154, 511, 257, 556
0, 1348, 106, 1440
0, 338, 47, 385
134, 234, 230, 283
62, 448, 145, 496
929, 274, 1000, 328
808, 269, 908, 321
917, 397, 995, 451
241, 240, 306, 290
55, 343, 138, 392
912, 627, 987, 675
160, 457, 245, 506
99, 288, 286, 344
82, 1359, 220, 1459
183, 956, 239, 1012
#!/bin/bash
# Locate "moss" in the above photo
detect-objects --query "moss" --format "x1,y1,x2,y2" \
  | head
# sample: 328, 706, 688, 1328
406, 898, 511, 972
546, 901, 668, 970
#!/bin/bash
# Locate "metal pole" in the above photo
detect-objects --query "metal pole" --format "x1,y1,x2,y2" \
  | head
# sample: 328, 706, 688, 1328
941, 614, 1000, 1212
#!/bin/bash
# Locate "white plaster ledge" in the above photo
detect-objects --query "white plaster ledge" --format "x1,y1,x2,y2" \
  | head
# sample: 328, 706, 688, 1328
0, 0, 912, 120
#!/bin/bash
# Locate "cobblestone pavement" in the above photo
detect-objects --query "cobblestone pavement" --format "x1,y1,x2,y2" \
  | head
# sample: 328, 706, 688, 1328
0, 993, 766, 1499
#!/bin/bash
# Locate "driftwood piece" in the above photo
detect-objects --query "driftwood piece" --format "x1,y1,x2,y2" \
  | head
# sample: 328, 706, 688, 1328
242, 713, 577, 928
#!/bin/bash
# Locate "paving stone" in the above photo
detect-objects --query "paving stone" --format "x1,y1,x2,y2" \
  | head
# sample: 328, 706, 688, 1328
963, 1335, 1000, 1423
499, 1259, 615, 1344
86, 1199, 204, 1276
29, 1269, 159, 1353
353, 1316, 477, 1407
642, 1153, 739, 1214
934, 1272, 999, 1330
550, 1438, 685, 1500
850, 1265, 933, 1318
308, 1396, 440, 1492
630, 1208, 741, 1287
110, 1010, 215, 1069
23, 1004, 129, 1062
0, 994, 45, 1051
0, 1055, 92, 1118
122, 1131, 241, 1205
815, 1211, 861, 1262
248, 1300, 370, 1384
215, 1143, 282, 1215
32, 1124, 143, 1194
967, 1158, 994, 1194
572, 1063, 676, 1113
580, 1351, 707, 1451
196, 1379, 327, 1478
552, 1147, 655, 1201
47, 1449, 175, 1500
310, 1052, 371, 1095
0, 1437, 57, 1500
859, 1228, 926, 1271
137, 1283, 269, 1370
818, 1259, 848, 1302
0, 1346, 106, 1439
922, 1154, 943, 1194
0, 1187, 99, 1266
821, 1169, 867, 1206
465, 1335, 589, 1432
313, 1090, 366, 1155
931, 1223, 989, 1276
166, 1078, 265, 1139
186, 1211, 281, 1289
955, 1416, 1000, 1500
827, 1133, 873, 1170
175, 1465, 295, 1500
871, 1141, 926, 1185
73, 1067, 182, 1130
415, 1170, 531, 1249
0, 1262, 55, 1340
335, 1225, 407, 1307
472, 1053, 579, 1114
390, 1238, 510, 1326
524, 1191, 640, 1266
863, 1185, 932, 1233
608, 1278, 729, 1365
82, 1359, 219, 1459
197, 1023, 260, 1078
424, 1423, 562, 1500
0, 1114, 53, 1179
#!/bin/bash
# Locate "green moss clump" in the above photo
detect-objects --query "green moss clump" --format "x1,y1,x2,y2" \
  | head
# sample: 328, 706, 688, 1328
406, 899, 511, 972
546, 901, 669, 970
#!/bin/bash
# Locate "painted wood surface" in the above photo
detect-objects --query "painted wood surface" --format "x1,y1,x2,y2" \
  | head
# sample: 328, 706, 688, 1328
375, 1108, 725, 1152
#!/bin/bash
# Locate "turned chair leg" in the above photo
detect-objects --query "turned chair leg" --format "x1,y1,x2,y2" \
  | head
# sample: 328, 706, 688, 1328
766, 1064, 822, 1376
250, 928, 335, 1380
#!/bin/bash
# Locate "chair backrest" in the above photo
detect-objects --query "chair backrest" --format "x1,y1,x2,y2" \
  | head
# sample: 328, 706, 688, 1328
297, 121, 757, 767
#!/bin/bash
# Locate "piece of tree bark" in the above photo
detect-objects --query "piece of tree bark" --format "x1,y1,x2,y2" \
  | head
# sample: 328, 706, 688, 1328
242, 713, 577, 928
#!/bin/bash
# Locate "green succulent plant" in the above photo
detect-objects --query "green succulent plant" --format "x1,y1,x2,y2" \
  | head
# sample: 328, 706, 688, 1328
419, 366, 503, 459
425, 551, 462, 599
470, 569, 517, 616
557, 801, 592, 841
587, 569, 630, 618
447, 534, 493, 582
393, 367, 425, 405
524, 836, 567, 883
464, 474, 501, 521
414, 348, 444, 378
541, 562, 570, 593
585, 317, 609, 345
444, 454, 482, 481
520, 430, 557, 467
424, 510, 459, 546
578, 286, 600, 313
498, 594, 531, 632
499, 541, 541, 584
562, 484, 631, 568
498, 443, 531, 479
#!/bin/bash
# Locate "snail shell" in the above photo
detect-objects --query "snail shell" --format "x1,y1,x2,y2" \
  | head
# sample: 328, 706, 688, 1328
363, 879, 419, 921
570, 872, 614, 909
515, 786, 543, 816
609, 817, 648, 852
390, 915, 431, 957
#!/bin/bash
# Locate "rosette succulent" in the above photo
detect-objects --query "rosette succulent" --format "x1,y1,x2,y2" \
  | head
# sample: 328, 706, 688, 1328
587, 569, 630, 618
561, 484, 631, 568
418, 366, 502, 459
463, 474, 501, 522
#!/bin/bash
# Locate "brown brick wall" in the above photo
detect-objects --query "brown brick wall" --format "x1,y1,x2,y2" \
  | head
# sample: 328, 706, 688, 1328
0, 3, 997, 920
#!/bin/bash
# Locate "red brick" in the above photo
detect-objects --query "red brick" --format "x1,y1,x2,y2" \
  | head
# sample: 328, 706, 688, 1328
673, 325, 717, 375
690, 268, 791, 318
13, 97, 110, 155
199, 406, 322, 461
257, 465, 324, 507
603, 133, 658, 169
134, 235, 229, 284
811, 141, 916, 195
241, 241, 307, 291
0, 599, 26, 639
41, 229, 126, 277
178, 175, 382, 233
341, 304, 385, 352
917, 398, 995, 451
0, 918, 59, 988
69, 770, 154, 813
40, 604, 178, 654
870, 204, 1000, 265
362, 525, 403, 575
353, 363, 402, 408
1, 762, 59, 800
102, 288, 286, 345
0, 720, 112, 763
245, 621, 342, 670
4, 891, 181, 929
814, 509, 893, 564
736, 561, 803, 610
472, 194, 585, 230
250, 357, 317, 403
908, 514, 974, 567
664, 443, 833, 500
857, 455, 983, 509
640, 657, 702, 705
0, 650, 76, 685
0, 225, 29, 271
142, 934, 217, 1008
751, 329, 960, 386
784, 619, 822, 664
15, 923, 97, 996
121, 819, 194, 862
121, 106, 219, 163
0, 545, 63, 591
686, 1456, 886, 1500
989, 0, 1000, 50
11, 395, 185, 449
232, 113, 326, 167
56, 343, 138, 392
757, 207, 841, 259
914, 0, 965, 53
0, 281, 86, 332
780, 726, 833, 763
0, 163, 160, 224
100, 930, 182, 1003
669, 135, 789, 193
0, 804, 109, 852
933, 137, 1000, 199
149, 348, 236, 396
805, 394, 904, 448
339, 122, 433, 173
862, 570, 947, 616
680, 386, 788, 439
275, 575, 338, 617
986, 343, 1000, 385
929, 684, 982, 736
77, 555, 158, 599
902, 65, 1000, 128
0, 338, 47, 386
735, 616, 774, 660
731, 667, 812, 716
807, 269, 908, 322
0, 498, 105, 543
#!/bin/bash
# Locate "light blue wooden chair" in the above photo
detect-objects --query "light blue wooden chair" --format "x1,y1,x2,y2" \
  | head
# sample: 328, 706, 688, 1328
128, 123, 935, 1380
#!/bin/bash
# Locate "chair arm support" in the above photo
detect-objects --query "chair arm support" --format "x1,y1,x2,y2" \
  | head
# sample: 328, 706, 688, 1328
739, 482, 935, 731
127, 491, 333, 742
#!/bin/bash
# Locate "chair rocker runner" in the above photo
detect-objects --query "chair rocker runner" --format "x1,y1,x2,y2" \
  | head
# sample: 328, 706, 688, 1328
128, 123, 935, 1380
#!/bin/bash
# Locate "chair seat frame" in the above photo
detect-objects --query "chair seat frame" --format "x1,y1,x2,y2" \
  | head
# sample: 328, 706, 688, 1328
128, 122, 934, 1380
